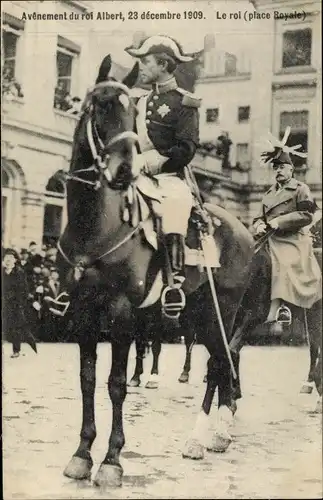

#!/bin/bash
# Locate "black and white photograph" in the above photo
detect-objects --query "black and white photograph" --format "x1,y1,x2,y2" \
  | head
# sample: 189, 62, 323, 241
1, 0, 322, 498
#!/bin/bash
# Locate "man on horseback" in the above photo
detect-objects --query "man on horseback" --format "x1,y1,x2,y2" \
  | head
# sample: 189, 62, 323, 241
253, 127, 322, 324
125, 35, 201, 282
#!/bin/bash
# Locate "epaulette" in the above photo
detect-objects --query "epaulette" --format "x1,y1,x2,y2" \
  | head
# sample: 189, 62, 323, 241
177, 87, 201, 108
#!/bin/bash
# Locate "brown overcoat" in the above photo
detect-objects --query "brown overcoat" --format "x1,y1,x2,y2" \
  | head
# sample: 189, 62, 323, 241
253, 178, 322, 308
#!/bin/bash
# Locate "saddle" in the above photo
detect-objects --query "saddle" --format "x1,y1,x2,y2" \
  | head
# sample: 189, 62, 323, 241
121, 177, 221, 268
121, 176, 222, 318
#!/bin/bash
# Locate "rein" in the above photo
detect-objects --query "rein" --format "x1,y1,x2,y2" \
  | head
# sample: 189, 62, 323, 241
57, 223, 141, 269
57, 80, 140, 270
254, 227, 277, 254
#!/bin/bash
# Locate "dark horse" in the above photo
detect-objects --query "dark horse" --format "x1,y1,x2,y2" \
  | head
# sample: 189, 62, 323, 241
130, 238, 322, 410
229, 240, 322, 412
57, 55, 254, 488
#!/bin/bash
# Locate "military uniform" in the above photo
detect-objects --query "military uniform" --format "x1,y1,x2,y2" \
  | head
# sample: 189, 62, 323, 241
254, 129, 322, 321
126, 34, 202, 298
133, 76, 200, 237
135, 76, 200, 175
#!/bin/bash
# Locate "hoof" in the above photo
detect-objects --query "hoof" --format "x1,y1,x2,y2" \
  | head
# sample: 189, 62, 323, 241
178, 372, 189, 383
145, 374, 159, 389
93, 463, 123, 488
128, 377, 141, 387
203, 375, 207, 383
300, 382, 314, 394
63, 455, 92, 480
207, 431, 232, 453
145, 381, 159, 389
182, 439, 204, 460
229, 400, 238, 416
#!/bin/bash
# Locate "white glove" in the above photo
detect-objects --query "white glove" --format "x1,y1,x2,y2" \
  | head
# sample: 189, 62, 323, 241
255, 222, 267, 235
32, 301, 41, 311
36, 285, 44, 294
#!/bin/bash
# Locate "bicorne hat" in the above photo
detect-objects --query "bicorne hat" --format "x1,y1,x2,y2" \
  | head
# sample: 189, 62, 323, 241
261, 126, 307, 167
125, 35, 193, 64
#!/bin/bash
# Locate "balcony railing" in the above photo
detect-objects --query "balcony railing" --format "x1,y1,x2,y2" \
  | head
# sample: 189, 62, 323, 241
53, 109, 79, 138
2, 95, 25, 120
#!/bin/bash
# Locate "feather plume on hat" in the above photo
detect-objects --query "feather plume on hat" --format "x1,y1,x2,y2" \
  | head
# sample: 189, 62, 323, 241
260, 126, 307, 166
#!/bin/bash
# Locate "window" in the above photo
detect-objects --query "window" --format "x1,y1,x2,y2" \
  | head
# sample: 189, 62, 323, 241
279, 111, 308, 170
238, 106, 250, 123
54, 36, 80, 111
43, 173, 66, 245
282, 29, 312, 68
236, 143, 250, 169
224, 53, 237, 76
2, 15, 24, 98
1, 170, 10, 242
206, 108, 219, 123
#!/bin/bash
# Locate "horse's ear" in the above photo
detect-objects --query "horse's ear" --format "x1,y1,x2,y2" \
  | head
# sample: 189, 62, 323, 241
95, 54, 112, 84
122, 62, 139, 89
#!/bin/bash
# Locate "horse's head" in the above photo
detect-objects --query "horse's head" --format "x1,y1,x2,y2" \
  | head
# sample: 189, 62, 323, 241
69, 54, 140, 191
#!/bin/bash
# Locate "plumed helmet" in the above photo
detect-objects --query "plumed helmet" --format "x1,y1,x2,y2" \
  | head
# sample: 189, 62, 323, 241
260, 126, 307, 167
125, 35, 194, 64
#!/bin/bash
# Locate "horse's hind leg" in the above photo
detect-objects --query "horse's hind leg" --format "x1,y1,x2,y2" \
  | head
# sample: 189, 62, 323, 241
128, 338, 146, 387
94, 336, 131, 487
64, 340, 97, 480
145, 337, 161, 389
178, 328, 196, 383
314, 349, 322, 413
300, 308, 319, 394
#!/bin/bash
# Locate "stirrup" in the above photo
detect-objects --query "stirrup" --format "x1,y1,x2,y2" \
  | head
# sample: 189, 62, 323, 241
275, 305, 292, 325
47, 292, 71, 317
161, 283, 186, 320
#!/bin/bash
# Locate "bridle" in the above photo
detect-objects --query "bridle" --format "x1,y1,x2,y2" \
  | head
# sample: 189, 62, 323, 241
64, 81, 139, 190
57, 80, 141, 270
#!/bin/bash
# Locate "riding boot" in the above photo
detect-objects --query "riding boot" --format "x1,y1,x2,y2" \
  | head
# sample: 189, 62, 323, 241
165, 233, 185, 276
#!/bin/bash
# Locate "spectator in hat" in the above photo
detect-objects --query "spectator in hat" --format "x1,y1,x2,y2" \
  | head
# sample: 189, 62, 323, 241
2, 248, 30, 357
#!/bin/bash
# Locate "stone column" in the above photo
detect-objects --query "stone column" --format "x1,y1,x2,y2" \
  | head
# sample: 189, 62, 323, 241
21, 192, 45, 247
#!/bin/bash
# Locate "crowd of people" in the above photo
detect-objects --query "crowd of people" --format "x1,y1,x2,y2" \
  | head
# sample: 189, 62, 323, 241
53, 81, 82, 114
2, 65, 24, 100
2, 241, 64, 357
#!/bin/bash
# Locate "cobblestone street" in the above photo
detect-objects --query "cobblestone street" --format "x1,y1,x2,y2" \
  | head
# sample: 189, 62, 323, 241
2, 342, 322, 499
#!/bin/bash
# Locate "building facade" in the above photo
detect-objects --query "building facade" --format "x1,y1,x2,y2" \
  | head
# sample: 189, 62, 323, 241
194, 0, 321, 225
1, 0, 321, 247
2, 0, 95, 248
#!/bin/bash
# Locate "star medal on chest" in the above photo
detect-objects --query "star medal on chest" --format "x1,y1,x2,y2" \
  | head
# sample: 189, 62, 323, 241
157, 103, 171, 118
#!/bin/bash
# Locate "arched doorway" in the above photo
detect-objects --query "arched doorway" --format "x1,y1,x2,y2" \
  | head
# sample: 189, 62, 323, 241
42, 172, 67, 246
1, 158, 25, 247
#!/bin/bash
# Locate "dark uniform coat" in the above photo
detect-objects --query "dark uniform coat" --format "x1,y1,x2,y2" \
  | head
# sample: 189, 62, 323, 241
253, 178, 322, 308
134, 76, 200, 175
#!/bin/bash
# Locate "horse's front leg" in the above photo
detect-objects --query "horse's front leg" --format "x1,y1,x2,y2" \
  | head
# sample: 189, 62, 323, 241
178, 328, 196, 383
145, 337, 161, 389
128, 338, 146, 387
94, 338, 131, 488
64, 341, 97, 480
182, 354, 216, 460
